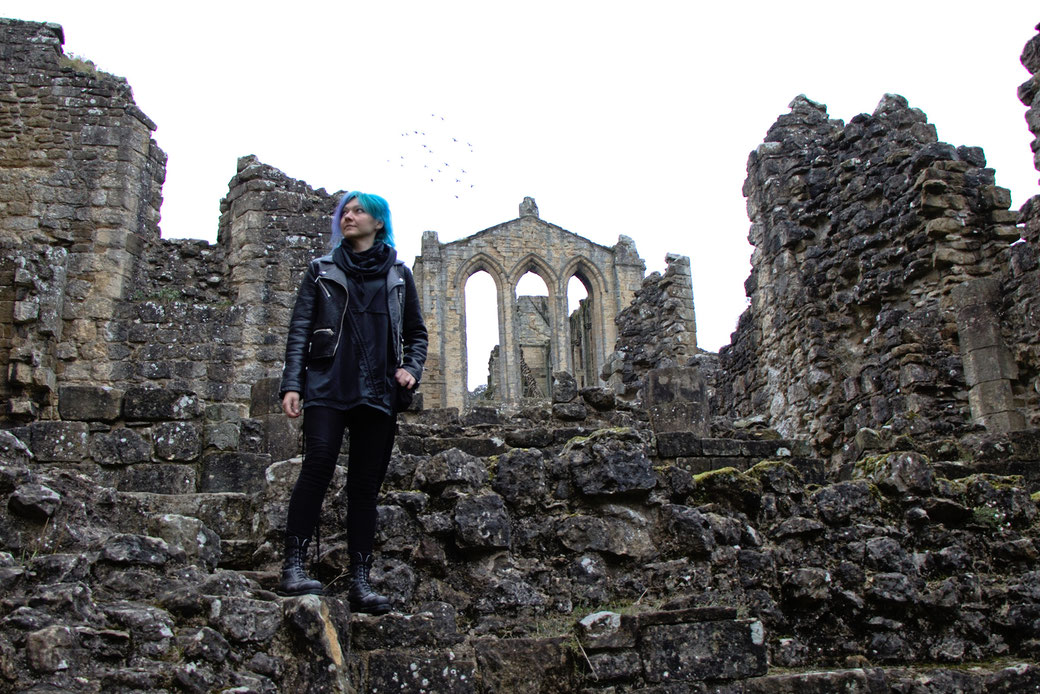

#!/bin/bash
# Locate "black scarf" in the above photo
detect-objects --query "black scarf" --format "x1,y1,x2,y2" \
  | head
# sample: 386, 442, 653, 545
333, 241, 395, 279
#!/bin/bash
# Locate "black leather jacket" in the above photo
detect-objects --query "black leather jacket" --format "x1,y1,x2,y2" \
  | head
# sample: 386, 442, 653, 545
278, 254, 428, 399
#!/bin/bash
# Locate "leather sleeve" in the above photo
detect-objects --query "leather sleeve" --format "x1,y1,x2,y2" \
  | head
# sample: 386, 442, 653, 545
279, 262, 318, 397
400, 265, 428, 383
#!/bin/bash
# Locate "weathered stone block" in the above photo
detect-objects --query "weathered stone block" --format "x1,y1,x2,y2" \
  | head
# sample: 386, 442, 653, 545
8, 483, 61, 521
578, 610, 638, 649
454, 493, 511, 550
968, 379, 1017, 421
661, 504, 717, 557
580, 387, 616, 411
425, 436, 507, 457
557, 511, 654, 559
979, 410, 1028, 433
58, 385, 123, 421
351, 602, 460, 650
640, 618, 767, 682
153, 421, 202, 461
254, 413, 301, 462
101, 533, 173, 566
211, 597, 282, 643
587, 649, 642, 682
655, 432, 703, 458
461, 406, 503, 426
90, 428, 151, 465
119, 463, 197, 494
701, 438, 743, 456
123, 386, 202, 421
30, 421, 88, 462
491, 448, 547, 507
414, 448, 488, 492
963, 345, 1017, 386
567, 430, 656, 497
200, 452, 272, 494
504, 427, 553, 448
956, 303, 1003, 353
156, 514, 220, 568
25, 625, 75, 673
281, 595, 351, 689
552, 401, 588, 421
473, 636, 578, 693
645, 367, 710, 435
552, 371, 578, 403
205, 422, 240, 451
374, 504, 422, 553
0, 430, 32, 468
365, 650, 476, 694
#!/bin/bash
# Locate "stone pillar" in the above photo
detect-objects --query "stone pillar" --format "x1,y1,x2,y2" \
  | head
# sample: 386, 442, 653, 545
954, 279, 1025, 432
218, 156, 330, 410
412, 231, 446, 409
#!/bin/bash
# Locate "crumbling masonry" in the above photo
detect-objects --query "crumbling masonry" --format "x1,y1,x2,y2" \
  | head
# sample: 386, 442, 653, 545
2, 15, 1040, 694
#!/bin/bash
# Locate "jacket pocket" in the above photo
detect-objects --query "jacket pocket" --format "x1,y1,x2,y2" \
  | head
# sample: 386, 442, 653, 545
308, 327, 336, 359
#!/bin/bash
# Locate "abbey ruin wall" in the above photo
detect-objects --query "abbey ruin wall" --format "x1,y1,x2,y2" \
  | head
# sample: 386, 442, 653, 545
413, 201, 646, 411
717, 80, 1040, 461
0, 19, 164, 420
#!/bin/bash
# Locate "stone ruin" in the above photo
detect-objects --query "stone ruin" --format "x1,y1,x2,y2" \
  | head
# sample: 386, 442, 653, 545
1, 15, 1040, 694
413, 197, 647, 410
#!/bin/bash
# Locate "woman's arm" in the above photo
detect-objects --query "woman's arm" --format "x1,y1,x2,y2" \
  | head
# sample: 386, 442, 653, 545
399, 266, 428, 385
279, 263, 318, 401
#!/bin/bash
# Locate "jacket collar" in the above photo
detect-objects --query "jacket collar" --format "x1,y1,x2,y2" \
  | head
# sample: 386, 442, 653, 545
315, 254, 404, 290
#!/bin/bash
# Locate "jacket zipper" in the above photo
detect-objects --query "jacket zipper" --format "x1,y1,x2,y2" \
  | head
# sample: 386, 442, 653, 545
317, 277, 332, 298
315, 275, 348, 358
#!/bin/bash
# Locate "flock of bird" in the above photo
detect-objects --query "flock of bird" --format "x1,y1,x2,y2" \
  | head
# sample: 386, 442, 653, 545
387, 113, 476, 199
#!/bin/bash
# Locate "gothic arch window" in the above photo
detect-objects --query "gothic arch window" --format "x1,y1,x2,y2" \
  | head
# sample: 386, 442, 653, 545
514, 270, 552, 398
562, 259, 608, 388
456, 255, 507, 402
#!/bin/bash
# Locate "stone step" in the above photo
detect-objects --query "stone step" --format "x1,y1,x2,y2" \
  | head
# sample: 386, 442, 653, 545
117, 491, 255, 542
933, 458, 1040, 493
716, 662, 1040, 693
577, 606, 767, 685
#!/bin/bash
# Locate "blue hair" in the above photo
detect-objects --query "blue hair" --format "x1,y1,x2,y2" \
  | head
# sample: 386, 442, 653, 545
330, 191, 395, 249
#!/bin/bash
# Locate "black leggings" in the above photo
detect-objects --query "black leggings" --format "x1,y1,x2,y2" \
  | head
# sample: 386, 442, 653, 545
285, 405, 396, 555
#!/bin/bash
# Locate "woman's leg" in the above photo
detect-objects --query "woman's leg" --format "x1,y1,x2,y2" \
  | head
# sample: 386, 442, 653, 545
343, 406, 396, 613
344, 407, 397, 554
286, 406, 349, 540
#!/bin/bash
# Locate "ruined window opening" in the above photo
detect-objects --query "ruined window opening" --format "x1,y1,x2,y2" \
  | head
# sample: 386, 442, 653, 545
515, 271, 552, 398
568, 274, 595, 388
464, 270, 499, 398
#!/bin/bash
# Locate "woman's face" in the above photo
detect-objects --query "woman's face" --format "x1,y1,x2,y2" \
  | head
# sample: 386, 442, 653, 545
340, 199, 382, 250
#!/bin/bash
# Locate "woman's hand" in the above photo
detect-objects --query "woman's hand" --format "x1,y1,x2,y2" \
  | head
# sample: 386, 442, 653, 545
282, 391, 302, 418
395, 368, 416, 390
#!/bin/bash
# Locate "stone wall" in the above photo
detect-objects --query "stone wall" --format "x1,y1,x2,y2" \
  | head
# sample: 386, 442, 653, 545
0, 19, 344, 485
0, 19, 164, 420
717, 92, 1026, 461
1007, 24, 1040, 432
601, 252, 698, 399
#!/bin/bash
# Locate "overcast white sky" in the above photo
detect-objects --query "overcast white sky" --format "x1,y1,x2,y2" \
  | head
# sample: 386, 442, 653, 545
7, 2, 1040, 386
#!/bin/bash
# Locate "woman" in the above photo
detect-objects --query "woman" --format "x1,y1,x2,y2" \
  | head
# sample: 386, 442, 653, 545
278, 190, 427, 614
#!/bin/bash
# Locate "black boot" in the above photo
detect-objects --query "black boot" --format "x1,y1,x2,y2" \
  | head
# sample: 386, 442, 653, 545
279, 535, 324, 596
348, 552, 391, 614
